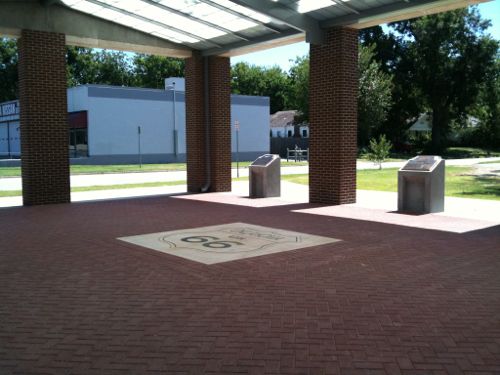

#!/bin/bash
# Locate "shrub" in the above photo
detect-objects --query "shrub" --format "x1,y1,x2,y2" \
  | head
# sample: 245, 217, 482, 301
367, 135, 393, 169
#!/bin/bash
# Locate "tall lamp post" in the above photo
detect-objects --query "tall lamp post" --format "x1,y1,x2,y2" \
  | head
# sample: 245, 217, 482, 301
172, 81, 178, 157
234, 120, 240, 178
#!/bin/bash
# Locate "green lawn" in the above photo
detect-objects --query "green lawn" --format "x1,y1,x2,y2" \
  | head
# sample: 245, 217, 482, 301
283, 166, 500, 201
0, 180, 187, 197
441, 147, 500, 159
359, 146, 500, 161
2, 166, 498, 200
478, 160, 500, 165
0, 161, 309, 177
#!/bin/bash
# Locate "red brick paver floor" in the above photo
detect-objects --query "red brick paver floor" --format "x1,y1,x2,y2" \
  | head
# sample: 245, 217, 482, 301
0, 196, 499, 375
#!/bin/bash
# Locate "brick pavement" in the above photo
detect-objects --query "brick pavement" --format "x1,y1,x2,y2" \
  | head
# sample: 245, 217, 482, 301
0, 196, 499, 374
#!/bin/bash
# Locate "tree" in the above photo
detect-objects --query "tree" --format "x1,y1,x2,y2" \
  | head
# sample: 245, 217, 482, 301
391, 7, 498, 153
286, 56, 309, 122
0, 38, 18, 102
133, 54, 184, 89
231, 62, 289, 114
359, 26, 399, 73
67, 47, 99, 86
358, 44, 393, 146
367, 135, 393, 169
95, 50, 135, 86
67, 47, 135, 87
471, 55, 500, 148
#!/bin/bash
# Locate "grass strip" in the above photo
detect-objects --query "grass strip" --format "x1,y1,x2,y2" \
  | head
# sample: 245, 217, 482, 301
2, 166, 498, 201
282, 166, 500, 201
0, 161, 309, 177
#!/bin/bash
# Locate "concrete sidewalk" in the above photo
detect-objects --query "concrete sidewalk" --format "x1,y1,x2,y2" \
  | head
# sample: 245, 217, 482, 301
2, 185, 499, 375
1, 181, 498, 234
1, 157, 499, 191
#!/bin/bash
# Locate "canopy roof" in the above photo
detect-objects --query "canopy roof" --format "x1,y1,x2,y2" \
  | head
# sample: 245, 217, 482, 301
0, 0, 489, 57
58, 0, 488, 56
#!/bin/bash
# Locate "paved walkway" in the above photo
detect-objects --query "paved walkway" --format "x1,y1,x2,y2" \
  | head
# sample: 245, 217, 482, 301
1, 186, 499, 374
1, 157, 499, 191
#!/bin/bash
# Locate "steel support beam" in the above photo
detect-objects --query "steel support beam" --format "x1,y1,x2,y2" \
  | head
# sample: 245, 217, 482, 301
0, 0, 192, 57
202, 29, 302, 56
229, 0, 324, 43
321, 0, 490, 29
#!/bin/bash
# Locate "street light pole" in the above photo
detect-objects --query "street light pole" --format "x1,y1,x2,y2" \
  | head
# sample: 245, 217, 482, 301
172, 81, 178, 157
138, 125, 142, 168
235, 120, 240, 178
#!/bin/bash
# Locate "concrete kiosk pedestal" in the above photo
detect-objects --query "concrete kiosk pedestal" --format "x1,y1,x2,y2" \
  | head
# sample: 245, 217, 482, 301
398, 156, 445, 213
249, 154, 280, 198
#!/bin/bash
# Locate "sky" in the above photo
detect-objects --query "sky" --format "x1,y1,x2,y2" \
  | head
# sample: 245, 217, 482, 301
231, 1, 500, 72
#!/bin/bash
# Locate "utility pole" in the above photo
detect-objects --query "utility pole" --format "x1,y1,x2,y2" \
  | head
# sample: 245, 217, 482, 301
172, 81, 178, 157
235, 120, 240, 178
138, 125, 142, 168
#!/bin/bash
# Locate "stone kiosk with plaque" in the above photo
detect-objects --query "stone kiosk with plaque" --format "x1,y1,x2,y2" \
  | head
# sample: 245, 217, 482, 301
249, 154, 280, 198
398, 156, 445, 213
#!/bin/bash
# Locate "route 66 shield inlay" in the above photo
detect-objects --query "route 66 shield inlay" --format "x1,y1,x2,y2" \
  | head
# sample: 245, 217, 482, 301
117, 223, 340, 264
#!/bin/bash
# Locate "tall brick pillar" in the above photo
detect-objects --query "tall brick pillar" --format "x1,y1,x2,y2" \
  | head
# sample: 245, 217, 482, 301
18, 30, 70, 205
309, 27, 358, 205
185, 52, 231, 193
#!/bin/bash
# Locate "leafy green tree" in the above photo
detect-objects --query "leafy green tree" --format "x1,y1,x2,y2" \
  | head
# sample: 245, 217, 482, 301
367, 135, 393, 169
95, 50, 135, 86
358, 44, 393, 146
0, 38, 18, 102
471, 56, 500, 148
359, 26, 399, 73
66, 47, 100, 86
360, 26, 422, 147
133, 54, 184, 89
284, 49, 393, 141
391, 7, 498, 153
286, 55, 309, 122
231, 62, 289, 114
67, 47, 135, 87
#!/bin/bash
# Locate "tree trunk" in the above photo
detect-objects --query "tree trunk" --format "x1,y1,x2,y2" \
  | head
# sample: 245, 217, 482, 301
430, 106, 449, 155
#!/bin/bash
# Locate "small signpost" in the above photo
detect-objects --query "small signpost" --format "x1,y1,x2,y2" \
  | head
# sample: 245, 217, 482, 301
234, 120, 240, 177
138, 125, 142, 168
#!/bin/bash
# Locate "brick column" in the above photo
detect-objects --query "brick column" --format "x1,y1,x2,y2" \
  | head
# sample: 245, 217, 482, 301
309, 27, 358, 205
185, 53, 231, 193
18, 30, 70, 205
207, 56, 231, 192
185, 52, 205, 193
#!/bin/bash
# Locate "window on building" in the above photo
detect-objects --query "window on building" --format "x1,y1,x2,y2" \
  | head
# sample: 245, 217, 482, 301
287, 130, 292, 137
68, 111, 88, 158
302, 129, 308, 138
69, 128, 88, 158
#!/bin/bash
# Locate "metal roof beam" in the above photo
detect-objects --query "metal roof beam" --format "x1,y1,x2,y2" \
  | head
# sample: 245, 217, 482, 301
140, 0, 249, 42
228, 0, 324, 43
331, 0, 359, 15
86, 0, 221, 48
321, 0, 489, 29
202, 28, 301, 56
0, 1, 192, 57
198, 0, 283, 34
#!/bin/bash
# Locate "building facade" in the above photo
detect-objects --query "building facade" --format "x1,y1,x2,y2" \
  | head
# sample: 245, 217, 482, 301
0, 100, 21, 158
0, 79, 270, 164
270, 110, 309, 138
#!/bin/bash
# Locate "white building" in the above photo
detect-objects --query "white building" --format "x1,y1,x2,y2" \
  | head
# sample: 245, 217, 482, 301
0, 100, 20, 158
0, 78, 270, 163
409, 113, 480, 133
270, 110, 308, 138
